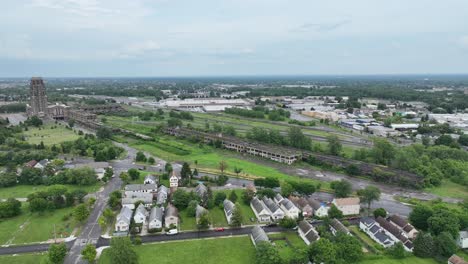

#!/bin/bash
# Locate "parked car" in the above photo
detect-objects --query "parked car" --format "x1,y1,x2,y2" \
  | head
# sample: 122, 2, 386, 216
215, 227, 225, 232
166, 229, 178, 235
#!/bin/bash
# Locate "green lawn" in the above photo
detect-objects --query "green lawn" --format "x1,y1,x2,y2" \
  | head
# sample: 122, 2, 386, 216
0, 253, 47, 264
178, 209, 197, 231
0, 184, 101, 199
349, 226, 382, 253
23, 125, 81, 145
425, 180, 468, 200
216, 190, 257, 224
358, 255, 438, 264
270, 232, 308, 261
0, 204, 78, 245
99, 236, 256, 264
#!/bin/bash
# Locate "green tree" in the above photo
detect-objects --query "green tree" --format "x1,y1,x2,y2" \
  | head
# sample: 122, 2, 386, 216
81, 244, 97, 263
48, 243, 67, 264
288, 127, 311, 150
279, 217, 296, 229
218, 160, 228, 175
229, 190, 238, 203
280, 182, 294, 197
128, 168, 140, 181
119, 172, 130, 184
428, 210, 460, 237
164, 163, 173, 174
327, 135, 342, 156
255, 242, 282, 264
135, 151, 147, 162
197, 212, 210, 230
328, 204, 344, 219
180, 162, 192, 182
335, 232, 363, 263
373, 208, 387, 218
148, 157, 155, 164
409, 204, 433, 231
413, 232, 435, 258
308, 238, 337, 264
214, 192, 227, 206
230, 204, 243, 227
96, 127, 112, 139
186, 200, 198, 217
357, 186, 381, 214
172, 189, 191, 209
434, 232, 457, 257
370, 138, 395, 165
330, 180, 352, 198
388, 242, 406, 259
242, 189, 255, 205
108, 237, 138, 264
234, 167, 242, 177
73, 204, 90, 222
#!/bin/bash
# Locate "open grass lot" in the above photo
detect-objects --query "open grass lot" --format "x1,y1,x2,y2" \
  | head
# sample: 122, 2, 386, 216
358, 256, 438, 264
179, 207, 228, 231
425, 180, 468, 200
0, 204, 78, 245
270, 232, 307, 261
0, 253, 46, 264
23, 124, 81, 145
99, 236, 256, 264
178, 209, 197, 231
0, 184, 101, 199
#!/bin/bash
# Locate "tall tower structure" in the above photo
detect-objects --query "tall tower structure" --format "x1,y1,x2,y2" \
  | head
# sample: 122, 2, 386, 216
29, 77, 48, 116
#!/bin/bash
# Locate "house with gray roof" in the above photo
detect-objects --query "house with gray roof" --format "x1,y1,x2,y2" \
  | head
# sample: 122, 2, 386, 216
124, 184, 157, 197
279, 198, 300, 219
115, 207, 133, 232
274, 193, 284, 204
359, 217, 396, 248
307, 197, 329, 217
250, 226, 269, 247
298, 220, 320, 245
329, 218, 350, 236
377, 216, 413, 252
250, 197, 271, 222
133, 203, 147, 224
195, 204, 208, 223
144, 175, 158, 185
165, 204, 179, 229
148, 207, 163, 230
122, 192, 153, 209
291, 197, 313, 217
388, 214, 418, 239
195, 183, 208, 200
262, 197, 284, 221
223, 199, 235, 224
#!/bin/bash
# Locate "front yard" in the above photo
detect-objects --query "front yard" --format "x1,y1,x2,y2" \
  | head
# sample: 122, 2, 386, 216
99, 236, 256, 264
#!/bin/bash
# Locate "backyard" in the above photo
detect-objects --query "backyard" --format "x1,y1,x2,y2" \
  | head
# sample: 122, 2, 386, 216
0, 183, 101, 199
99, 236, 256, 264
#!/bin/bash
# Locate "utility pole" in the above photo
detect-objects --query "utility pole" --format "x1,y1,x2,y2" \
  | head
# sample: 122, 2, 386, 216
54, 224, 57, 243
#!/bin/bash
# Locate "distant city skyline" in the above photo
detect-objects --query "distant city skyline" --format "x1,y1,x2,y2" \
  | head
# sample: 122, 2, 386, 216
1, 0, 468, 77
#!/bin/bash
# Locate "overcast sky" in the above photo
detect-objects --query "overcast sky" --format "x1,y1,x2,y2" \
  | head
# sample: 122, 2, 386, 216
1, 0, 468, 77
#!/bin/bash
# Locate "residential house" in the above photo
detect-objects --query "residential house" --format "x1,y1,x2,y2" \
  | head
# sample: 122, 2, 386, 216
298, 220, 320, 245
262, 197, 285, 221
124, 184, 157, 197
448, 254, 468, 264
223, 199, 235, 224
330, 218, 350, 236
279, 198, 300, 219
291, 197, 313, 217
332, 197, 360, 216
388, 214, 419, 239
195, 204, 208, 223
359, 217, 395, 248
376, 216, 413, 251
25, 160, 37, 168
250, 226, 269, 247
148, 207, 163, 230
144, 175, 158, 185
274, 193, 284, 204
250, 197, 271, 222
122, 192, 153, 209
133, 203, 147, 224
165, 204, 179, 229
115, 207, 132, 232
195, 183, 208, 200
34, 159, 49, 170
169, 171, 180, 188
457, 230, 468, 249
156, 185, 169, 205
307, 198, 328, 217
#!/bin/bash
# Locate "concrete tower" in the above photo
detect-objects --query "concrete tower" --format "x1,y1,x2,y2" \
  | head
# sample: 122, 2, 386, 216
29, 77, 48, 116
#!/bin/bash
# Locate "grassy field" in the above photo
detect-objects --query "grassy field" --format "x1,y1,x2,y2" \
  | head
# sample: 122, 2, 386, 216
0, 253, 47, 264
23, 125, 81, 145
0, 204, 78, 245
358, 256, 438, 264
349, 226, 383, 253
270, 232, 308, 261
0, 184, 101, 199
425, 180, 468, 200
99, 236, 256, 264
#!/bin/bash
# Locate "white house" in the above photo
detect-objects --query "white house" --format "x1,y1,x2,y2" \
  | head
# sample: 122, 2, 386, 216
122, 192, 153, 209
223, 199, 235, 224
279, 198, 300, 219
307, 198, 328, 217
250, 197, 271, 222
133, 203, 147, 224
148, 207, 163, 230
332, 197, 360, 216
169, 171, 180, 188
165, 204, 179, 229
124, 184, 157, 197
274, 193, 284, 204
457, 230, 468, 249
156, 185, 169, 205
262, 197, 284, 221
298, 220, 320, 245
251, 226, 269, 247
388, 214, 419, 239
359, 217, 396, 248
195, 204, 208, 224
34, 159, 49, 170
329, 218, 350, 236
115, 207, 132, 232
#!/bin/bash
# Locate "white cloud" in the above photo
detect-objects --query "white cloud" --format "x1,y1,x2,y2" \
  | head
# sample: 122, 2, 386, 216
459, 36, 468, 48
118, 41, 161, 58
